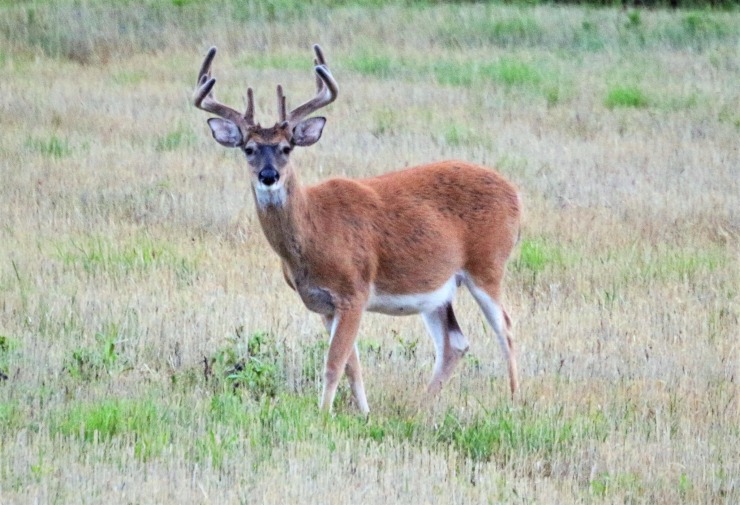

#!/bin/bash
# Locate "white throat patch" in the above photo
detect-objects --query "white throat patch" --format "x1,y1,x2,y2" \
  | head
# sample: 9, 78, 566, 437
254, 183, 287, 209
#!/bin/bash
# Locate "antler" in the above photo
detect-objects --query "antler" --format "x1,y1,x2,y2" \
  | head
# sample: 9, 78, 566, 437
193, 47, 255, 128
278, 44, 338, 127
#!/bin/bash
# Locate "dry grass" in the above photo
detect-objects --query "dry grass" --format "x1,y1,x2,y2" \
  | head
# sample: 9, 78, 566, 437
0, 2, 738, 504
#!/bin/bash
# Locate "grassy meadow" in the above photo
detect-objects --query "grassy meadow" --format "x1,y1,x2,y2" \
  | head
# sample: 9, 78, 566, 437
0, 1, 738, 503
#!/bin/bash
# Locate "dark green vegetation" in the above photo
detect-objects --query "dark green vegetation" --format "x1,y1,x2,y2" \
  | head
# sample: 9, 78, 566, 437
1, 1, 736, 64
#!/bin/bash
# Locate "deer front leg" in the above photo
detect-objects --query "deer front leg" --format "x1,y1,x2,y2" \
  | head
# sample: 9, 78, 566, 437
320, 308, 366, 413
321, 314, 370, 414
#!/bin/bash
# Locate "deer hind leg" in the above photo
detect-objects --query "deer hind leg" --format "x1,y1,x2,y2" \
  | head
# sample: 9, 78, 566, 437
462, 274, 518, 397
321, 311, 369, 414
422, 303, 470, 395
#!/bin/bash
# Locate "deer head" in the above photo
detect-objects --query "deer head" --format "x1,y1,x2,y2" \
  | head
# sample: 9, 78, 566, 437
193, 45, 338, 205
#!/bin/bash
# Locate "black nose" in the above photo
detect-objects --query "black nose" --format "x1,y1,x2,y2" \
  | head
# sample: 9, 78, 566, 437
258, 167, 279, 186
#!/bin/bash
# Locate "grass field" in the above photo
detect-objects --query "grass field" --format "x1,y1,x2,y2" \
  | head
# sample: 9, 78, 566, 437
0, 1, 738, 503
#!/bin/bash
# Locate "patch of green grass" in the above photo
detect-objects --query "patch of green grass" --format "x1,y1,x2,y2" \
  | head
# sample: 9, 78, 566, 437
155, 127, 197, 152
25, 135, 71, 159
625, 10, 642, 30
236, 52, 309, 71
439, 12, 543, 48
718, 105, 740, 129
110, 69, 147, 86
343, 51, 397, 78
54, 233, 199, 279
659, 91, 701, 112
681, 13, 730, 39
658, 12, 734, 49
486, 16, 543, 46
432, 60, 474, 87
188, 388, 614, 471
543, 84, 564, 107
442, 124, 488, 148
0, 402, 22, 432
436, 405, 609, 464
636, 246, 726, 283
52, 398, 171, 460
431, 58, 545, 91
604, 85, 649, 109
481, 58, 542, 88
196, 394, 315, 467
590, 471, 645, 499
515, 237, 568, 275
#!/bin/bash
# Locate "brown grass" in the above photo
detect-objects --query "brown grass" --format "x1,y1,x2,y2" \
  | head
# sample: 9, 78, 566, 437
0, 2, 738, 504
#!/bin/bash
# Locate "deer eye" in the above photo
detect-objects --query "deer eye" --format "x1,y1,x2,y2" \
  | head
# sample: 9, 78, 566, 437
244, 146, 255, 156
281, 145, 292, 155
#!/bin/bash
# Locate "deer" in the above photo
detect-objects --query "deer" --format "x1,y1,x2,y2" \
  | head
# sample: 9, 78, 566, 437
193, 44, 521, 415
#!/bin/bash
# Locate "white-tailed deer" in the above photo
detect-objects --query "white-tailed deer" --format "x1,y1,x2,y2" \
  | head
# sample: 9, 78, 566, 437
194, 45, 521, 414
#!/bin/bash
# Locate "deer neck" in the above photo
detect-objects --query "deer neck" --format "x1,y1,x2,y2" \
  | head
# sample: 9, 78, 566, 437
253, 171, 311, 266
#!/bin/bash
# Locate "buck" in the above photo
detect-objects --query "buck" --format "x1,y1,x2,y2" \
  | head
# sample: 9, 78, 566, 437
193, 45, 521, 414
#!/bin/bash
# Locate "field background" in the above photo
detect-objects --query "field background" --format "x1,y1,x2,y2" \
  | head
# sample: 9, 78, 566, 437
0, 1, 738, 503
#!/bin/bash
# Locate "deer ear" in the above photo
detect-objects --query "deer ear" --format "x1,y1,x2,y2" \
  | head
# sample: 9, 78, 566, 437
207, 118, 243, 147
291, 117, 326, 147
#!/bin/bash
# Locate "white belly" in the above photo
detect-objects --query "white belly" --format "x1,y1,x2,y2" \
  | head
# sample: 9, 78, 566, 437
366, 276, 457, 316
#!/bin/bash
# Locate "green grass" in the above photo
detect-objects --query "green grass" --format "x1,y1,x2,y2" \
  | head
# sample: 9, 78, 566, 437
110, 69, 147, 85
515, 237, 570, 274
235, 52, 309, 71
431, 60, 475, 87
482, 58, 542, 87
0, 402, 22, 432
429, 58, 546, 89
41, 384, 613, 475
635, 246, 727, 282
155, 127, 197, 152
590, 471, 644, 499
439, 11, 543, 48
442, 124, 489, 147
25, 135, 71, 159
604, 85, 650, 108
344, 51, 398, 78
54, 234, 199, 279
52, 398, 172, 460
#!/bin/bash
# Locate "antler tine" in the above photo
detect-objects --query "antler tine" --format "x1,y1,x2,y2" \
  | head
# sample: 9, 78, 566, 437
313, 60, 323, 94
245, 87, 255, 125
313, 44, 326, 66
286, 45, 338, 126
197, 47, 217, 83
193, 47, 254, 128
276, 85, 287, 123
312, 44, 327, 92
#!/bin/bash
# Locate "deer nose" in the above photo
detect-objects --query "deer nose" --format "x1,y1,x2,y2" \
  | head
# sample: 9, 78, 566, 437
258, 167, 280, 186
